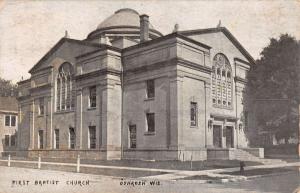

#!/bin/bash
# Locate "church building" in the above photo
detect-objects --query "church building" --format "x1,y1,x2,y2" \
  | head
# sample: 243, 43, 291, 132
17, 8, 262, 160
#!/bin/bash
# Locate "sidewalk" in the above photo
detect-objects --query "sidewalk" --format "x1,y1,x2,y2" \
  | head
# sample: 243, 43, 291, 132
140, 162, 300, 181
0, 158, 299, 182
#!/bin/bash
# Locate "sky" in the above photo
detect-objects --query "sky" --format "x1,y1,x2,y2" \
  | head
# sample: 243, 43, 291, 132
0, 0, 299, 82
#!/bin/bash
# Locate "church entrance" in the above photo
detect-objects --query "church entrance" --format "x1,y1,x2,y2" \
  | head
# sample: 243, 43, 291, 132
213, 125, 222, 148
225, 126, 234, 148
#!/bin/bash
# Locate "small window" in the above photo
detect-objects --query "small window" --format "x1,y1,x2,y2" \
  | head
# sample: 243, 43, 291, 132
190, 102, 197, 126
212, 98, 216, 104
146, 113, 155, 133
129, 125, 137, 148
223, 101, 226, 105
56, 79, 61, 111
217, 68, 221, 75
222, 70, 226, 77
5, 115, 10, 126
11, 116, 16, 127
61, 78, 66, 110
228, 101, 231, 106
89, 126, 96, 149
227, 72, 231, 78
4, 135, 9, 146
146, 79, 155, 98
69, 127, 76, 149
218, 100, 221, 104
39, 98, 44, 115
244, 111, 248, 129
54, 129, 59, 149
89, 86, 97, 108
38, 130, 44, 149
11, 135, 16, 146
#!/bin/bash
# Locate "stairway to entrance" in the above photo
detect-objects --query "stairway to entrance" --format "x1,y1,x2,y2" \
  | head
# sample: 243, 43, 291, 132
235, 149, 287, 165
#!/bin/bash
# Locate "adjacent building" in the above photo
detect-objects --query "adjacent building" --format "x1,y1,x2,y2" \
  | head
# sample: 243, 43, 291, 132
0, 96, 18, 156
17, 8, 261, 160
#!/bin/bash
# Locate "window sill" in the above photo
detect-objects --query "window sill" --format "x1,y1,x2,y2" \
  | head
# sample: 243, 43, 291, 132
190, 125, 198, 129
212, 104, 233, 110
87, 107, 97, 111
55, 110, 75, 114
144, 131, 155, 136
144, 97, 154, 101
37, 115, 45, 118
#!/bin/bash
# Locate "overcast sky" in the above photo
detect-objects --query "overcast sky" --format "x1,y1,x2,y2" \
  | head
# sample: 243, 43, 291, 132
0, 0, 299, 82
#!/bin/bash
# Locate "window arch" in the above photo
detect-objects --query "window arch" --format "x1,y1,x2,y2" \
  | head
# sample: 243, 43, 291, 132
56, 63, 75, 111
211, 53, 232, 108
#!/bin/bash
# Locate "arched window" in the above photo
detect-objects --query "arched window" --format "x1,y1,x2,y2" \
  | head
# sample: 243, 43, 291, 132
56, 63, 75, 111
211, 54, 232, 108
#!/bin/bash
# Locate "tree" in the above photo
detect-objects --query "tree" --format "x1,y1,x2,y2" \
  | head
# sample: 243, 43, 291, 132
247, 34, 300, 143
0, 78, 18, 97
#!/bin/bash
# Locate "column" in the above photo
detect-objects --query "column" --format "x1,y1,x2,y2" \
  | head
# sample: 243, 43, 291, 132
75, 88, 83, 149
29, 100, 35, 149
169, 75, 184, 150
204, 82, 211, 147
101, 80, 122, 160
46, 96, 53, 149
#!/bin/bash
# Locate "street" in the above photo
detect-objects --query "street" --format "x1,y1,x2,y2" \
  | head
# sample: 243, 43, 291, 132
0, 166, 299, 193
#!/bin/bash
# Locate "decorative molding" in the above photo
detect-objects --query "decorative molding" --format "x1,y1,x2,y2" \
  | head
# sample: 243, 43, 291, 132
86, 25, 163, 39
234, 76, 247, 84
123, 32, 211, 53
29, 83, 52, 92
234, 57, 251, 66
75, 68, 121, 81
124, 58, 212, 75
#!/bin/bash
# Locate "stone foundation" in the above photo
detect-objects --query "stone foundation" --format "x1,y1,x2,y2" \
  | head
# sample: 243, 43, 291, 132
207, 148, 236, 160
9, 148, 263, 161
15, 149, 121, 160
123, 148, 207, 161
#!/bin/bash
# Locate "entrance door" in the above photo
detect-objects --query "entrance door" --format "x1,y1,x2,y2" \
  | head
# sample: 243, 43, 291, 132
213, 125, 222, 148
129, 125, 137, 148
226, 126, 234, 148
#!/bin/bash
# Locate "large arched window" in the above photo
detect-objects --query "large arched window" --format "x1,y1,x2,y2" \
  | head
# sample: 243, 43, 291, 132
211, 54, 232, 108
56, 63, 75, 111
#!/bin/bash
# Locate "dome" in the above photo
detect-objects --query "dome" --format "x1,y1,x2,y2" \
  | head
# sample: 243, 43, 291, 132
97, 8, 155, 30
87, 8, 162, 41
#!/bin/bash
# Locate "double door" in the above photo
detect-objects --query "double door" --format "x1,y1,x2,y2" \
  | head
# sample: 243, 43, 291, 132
213, 125, 234, 148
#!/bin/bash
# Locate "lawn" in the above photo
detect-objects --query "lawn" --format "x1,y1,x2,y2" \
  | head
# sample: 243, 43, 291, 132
80, 159, 262, 171
0, 157, 262, 171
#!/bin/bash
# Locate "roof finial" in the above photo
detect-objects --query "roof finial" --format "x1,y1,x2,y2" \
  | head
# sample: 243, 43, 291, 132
173, 23, 179, 33
64, 30, 69, 38
105, 36, 112, 46
217, 20, 222, 28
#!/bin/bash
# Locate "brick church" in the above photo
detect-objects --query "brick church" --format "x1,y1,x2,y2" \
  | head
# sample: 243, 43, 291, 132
17, 8, 262, 160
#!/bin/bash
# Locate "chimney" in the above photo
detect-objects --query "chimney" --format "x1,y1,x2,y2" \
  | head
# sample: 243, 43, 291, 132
140, 14, 149, 43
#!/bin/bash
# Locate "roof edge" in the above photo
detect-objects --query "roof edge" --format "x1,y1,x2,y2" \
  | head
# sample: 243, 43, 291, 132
28, 38, 106, 74
123, 32, 211, 53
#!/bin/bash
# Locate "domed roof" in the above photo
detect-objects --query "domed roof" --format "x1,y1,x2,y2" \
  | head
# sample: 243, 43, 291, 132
97, 8, 155, 30
87, 8, 162, 41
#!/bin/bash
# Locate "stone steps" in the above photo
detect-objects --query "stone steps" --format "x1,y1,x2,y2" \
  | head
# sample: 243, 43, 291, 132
234, 149, 287, 165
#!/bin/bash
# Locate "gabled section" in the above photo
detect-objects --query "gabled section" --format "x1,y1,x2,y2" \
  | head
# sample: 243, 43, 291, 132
179, 27, 255, 65
28, 38, 109, 74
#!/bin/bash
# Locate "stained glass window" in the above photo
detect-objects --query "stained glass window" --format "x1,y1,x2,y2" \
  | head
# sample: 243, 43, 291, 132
56, 63, 74, 111
211, 54, 232, 108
